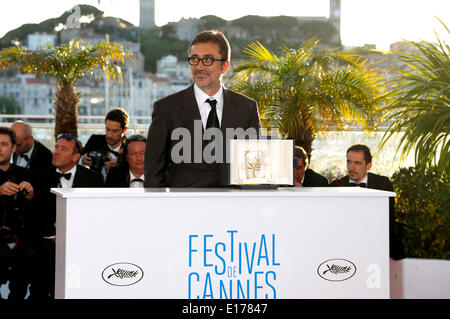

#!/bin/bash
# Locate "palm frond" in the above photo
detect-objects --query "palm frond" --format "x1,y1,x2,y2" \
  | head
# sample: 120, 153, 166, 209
230, 38, 387, 153
378, 22, 450, 173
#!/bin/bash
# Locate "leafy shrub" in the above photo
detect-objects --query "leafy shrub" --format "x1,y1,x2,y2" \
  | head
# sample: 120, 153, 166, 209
391, 166, 450, 259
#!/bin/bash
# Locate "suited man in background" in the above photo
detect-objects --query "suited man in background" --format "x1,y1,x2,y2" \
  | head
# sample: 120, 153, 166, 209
293, 146, 328, 187
144, 30, 260, 187
329, 144, 405, 260
81, 107, 129, 180
11, 121, 52, 174
106, 135, 146, 188
28, 134, 103, 299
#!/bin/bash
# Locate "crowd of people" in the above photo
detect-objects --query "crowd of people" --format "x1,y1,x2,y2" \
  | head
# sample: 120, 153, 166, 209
0, 109, 148, 299
0, 29, 403, 299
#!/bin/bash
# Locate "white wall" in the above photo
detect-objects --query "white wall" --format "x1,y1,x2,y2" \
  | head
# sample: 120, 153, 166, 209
390, 258, 450, 299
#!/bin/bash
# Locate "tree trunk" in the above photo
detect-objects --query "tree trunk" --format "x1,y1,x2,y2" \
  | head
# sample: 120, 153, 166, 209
54, 82, 80, 139
293, 127, 315, 162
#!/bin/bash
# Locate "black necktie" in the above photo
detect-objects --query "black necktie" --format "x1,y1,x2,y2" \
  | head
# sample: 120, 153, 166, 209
130, 178, 144, 183
205, 99, 220, 130
204, 99, 221, 161
56, 172, 72, 180
21, 154, 29, 162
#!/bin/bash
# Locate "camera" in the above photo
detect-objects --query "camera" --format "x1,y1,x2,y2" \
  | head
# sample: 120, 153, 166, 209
88, 150, 110, 172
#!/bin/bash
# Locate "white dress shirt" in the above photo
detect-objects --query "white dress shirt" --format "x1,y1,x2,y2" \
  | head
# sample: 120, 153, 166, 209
349, 174, 368, 185
129, 171, 145, 188
194, 84, 224, 129
15, 142, 35, 168
56, 165, 77, 189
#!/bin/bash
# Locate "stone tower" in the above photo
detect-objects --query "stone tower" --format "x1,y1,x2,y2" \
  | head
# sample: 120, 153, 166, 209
329, 0, 341, 44
139, 0, 155, 29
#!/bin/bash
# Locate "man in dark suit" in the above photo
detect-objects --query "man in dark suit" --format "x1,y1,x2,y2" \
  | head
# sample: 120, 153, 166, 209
329, 144, 405, 260
144, 30, 261, 187
0, 127, 34, 298
25, 134, 103, 299
81, 108, 129, 180
11, 121, 52, 174
293, 146, 328, 187
106, 135, 146, 188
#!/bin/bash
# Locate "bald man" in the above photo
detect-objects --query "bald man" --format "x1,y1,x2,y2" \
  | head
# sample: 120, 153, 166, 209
11, 121, 52, 174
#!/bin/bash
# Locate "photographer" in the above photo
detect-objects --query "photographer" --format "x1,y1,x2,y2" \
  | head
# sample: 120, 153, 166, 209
81, 107, 129, 181
0, 127, 33, 297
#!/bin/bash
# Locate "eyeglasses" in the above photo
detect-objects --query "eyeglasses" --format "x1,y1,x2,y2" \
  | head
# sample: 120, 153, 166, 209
187, 56, 226, 66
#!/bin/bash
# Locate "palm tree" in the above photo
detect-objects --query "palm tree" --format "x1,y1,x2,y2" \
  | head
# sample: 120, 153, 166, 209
0, 39, 134, 138
230, 38, 387, 159
378, 20, 450, 174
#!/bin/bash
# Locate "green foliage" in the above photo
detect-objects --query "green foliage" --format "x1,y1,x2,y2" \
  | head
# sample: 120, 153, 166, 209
0, 96, 19, 122
140, 30, 189, 72
379, 18, 450, 175
0, 39, 134, 137
230, 38, 387, 156
231, 15, 269, 30
198, 15, 228, 30
391, 166, 450, 259
0, 39, 134, 85
301, 21, 339, 45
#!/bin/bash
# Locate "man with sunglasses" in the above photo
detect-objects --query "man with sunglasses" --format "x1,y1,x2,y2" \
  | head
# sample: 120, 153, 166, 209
23, 134, 104, 299
144, 30, 261, 187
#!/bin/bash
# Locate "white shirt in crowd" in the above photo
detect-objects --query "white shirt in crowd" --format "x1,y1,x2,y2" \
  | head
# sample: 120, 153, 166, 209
56, 165, 77, 189
349, 174, 368, 185
129, 171, 144, 188
15, 141, 35, 168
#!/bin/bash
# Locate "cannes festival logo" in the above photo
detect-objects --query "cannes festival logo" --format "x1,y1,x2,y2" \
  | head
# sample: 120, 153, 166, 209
317, 259, 357, 282
102, 263, 144, 286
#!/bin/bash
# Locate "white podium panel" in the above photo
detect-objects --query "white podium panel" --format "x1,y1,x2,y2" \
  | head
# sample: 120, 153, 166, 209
52, 187, 393, 299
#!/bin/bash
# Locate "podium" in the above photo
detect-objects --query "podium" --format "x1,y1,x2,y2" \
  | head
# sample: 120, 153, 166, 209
52, 187, 393, 299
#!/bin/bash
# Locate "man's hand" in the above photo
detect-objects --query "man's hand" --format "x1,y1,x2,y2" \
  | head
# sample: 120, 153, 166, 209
0, 181, 20, 196
18, 181, 34, 200
103, 154, 119, 170
81, 153, 93, 166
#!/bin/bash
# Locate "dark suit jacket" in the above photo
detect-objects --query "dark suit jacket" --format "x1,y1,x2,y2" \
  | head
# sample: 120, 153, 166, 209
144, 84, 261, 187
32, 165, 104, 237
329, 172, 405, 259
105, 165, 131, 187
303, 169, 329, 187
329, 172, 392, 191
0, 165, 33, 232
13, 140, 53, 174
